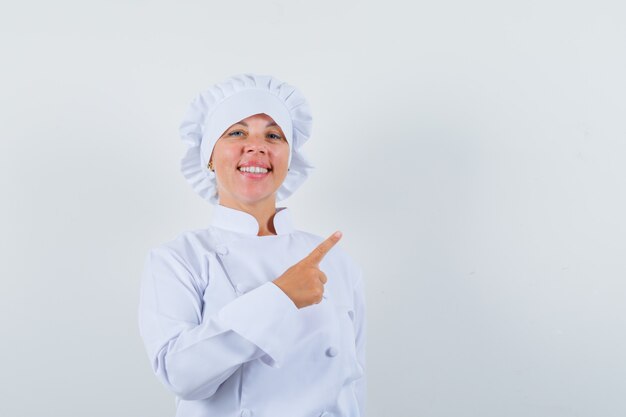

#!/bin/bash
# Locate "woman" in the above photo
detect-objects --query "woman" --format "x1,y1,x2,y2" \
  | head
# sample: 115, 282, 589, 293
138, 74, 366, 417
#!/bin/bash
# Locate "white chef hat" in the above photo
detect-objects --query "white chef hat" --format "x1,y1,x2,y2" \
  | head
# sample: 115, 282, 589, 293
179, 73, 314, 204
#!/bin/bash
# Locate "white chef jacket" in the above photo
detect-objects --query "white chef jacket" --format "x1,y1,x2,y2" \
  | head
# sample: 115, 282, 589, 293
138, 205, 366, 417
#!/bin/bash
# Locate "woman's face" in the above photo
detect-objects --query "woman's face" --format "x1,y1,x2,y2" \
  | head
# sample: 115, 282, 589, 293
211, 113, 290, 207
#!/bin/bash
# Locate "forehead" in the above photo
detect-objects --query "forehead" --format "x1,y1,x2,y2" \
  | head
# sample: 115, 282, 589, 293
231, 113, 280, 127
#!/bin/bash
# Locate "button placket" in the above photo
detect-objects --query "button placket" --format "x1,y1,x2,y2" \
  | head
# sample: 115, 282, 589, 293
325, 346, 338, 357
347, 309, 355, 321
235, 283, 246, 295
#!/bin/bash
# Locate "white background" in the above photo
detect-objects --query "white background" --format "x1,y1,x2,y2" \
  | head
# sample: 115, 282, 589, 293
1, 0, 625, 416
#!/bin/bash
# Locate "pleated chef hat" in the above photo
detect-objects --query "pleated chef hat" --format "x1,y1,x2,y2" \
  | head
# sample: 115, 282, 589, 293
179, 73, 314, 204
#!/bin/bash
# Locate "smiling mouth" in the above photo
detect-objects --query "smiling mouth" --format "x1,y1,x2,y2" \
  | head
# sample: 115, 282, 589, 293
238, 166, 271, 174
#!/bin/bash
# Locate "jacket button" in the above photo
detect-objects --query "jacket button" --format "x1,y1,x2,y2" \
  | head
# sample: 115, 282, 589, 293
216, 245, 228, 255
240, 409, 252, 417
235, 284, 245, 294
325, 346, 338, 357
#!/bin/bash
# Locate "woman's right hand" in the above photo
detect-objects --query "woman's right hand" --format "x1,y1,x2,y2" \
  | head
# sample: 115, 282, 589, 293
273, 231, 342, 309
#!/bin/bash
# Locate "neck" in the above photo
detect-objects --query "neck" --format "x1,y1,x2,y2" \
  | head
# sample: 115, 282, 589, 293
218, 197, 278, 236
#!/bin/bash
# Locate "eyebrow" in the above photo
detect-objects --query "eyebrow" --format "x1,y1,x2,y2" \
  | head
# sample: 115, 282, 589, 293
233, 121, 279, 128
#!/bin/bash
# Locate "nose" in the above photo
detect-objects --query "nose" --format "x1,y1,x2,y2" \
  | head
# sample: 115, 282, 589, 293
243, 134, 267, 154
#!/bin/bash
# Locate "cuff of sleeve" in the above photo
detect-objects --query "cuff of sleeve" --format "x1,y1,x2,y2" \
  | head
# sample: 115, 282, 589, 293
218, 281, 298, 367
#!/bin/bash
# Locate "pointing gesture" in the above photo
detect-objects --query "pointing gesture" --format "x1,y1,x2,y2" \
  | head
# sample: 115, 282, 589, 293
273, 231, 342, 309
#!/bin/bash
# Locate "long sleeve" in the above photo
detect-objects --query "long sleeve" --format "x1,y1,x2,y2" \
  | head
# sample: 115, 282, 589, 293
138, 247, 298, 401
353, 268, 367, 416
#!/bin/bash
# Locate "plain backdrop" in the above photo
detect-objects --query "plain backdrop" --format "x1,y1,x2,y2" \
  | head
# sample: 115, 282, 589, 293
1, 0, 625, 416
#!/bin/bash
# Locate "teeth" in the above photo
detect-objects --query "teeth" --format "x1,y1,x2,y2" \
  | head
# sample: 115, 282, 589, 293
239, 166, 269, 174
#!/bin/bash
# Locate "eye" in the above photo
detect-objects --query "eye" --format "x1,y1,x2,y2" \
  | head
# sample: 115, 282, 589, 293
228, 130, 245, 137
267, 132, 283, 140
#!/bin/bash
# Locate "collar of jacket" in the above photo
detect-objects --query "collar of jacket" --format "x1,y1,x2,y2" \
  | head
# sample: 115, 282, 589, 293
210, 204, 295, 236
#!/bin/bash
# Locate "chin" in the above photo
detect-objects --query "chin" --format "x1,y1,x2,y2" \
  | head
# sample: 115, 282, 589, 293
217, 180, 283, 207
232, 190, 278, 206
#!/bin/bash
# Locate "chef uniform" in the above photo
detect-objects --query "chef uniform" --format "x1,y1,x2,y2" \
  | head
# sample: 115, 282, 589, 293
139, 205, 366, 416
138, 74, 366, 416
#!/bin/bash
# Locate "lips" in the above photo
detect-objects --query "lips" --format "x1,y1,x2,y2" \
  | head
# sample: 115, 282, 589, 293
239, 166, 270, 174
237, 161, 272, 175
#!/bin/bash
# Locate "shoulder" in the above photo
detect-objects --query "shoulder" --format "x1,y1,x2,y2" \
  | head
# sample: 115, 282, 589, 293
144, 228, 220, 268
141, 228, 223, 290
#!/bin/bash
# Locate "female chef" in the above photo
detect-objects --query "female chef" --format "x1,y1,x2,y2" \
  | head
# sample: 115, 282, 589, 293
138, 74, 366, 417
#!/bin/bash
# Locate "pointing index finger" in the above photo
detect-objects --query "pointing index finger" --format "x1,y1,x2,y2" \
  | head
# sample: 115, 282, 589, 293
306, 231, 342, 265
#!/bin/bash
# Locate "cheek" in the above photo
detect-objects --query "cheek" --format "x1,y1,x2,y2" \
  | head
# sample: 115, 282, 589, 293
213, 143, 239, 165
273, 146, 291, 172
